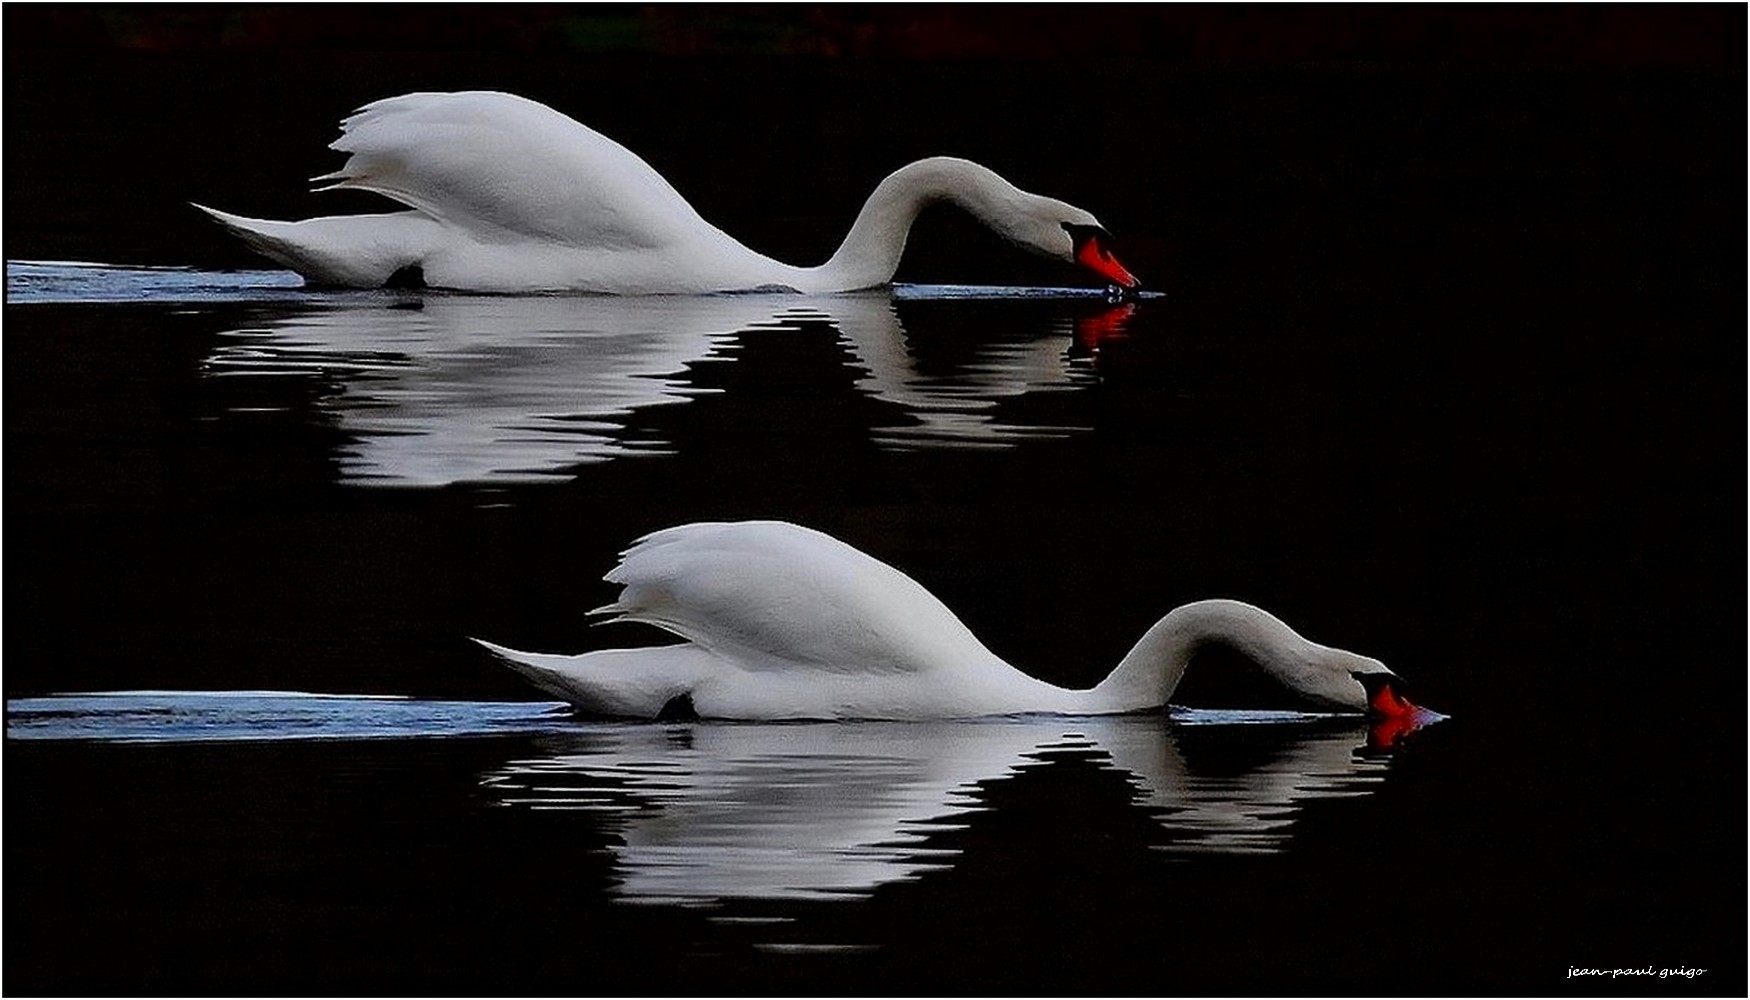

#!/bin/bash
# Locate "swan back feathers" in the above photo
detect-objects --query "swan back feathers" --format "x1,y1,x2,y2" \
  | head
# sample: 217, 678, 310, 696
317, 91, 710, 251
593, 521, 1003, 675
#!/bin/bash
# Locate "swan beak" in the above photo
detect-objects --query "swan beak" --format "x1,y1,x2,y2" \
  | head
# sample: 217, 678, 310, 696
1366, 675, 1424, 720
1076, 233, 1140, 289
1355, 673, 1446, 750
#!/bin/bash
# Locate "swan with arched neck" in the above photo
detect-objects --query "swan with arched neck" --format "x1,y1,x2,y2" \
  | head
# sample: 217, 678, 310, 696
475, 520, 1440, 725
196, 90, 1140, 294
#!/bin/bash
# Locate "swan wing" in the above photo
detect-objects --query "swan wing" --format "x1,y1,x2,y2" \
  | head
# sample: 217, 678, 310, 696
594, 521, 1000, 675
315, 91, 707, 249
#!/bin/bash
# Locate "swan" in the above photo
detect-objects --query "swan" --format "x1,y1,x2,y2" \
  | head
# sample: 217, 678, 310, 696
475, 520, 1439, 723
196, 90, 1141, 294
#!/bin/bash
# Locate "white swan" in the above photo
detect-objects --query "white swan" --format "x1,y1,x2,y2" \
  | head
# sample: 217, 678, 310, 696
196, 90, 1141, 294
475, 520, 1438, 723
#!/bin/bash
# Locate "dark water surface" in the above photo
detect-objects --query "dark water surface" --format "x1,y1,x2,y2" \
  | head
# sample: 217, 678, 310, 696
5, 47, 1742, 994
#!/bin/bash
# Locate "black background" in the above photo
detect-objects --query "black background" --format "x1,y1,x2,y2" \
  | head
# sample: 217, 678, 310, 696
5, 6, 1745, 995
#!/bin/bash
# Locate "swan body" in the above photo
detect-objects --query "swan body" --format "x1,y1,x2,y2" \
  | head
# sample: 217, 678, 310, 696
198, 91, 1139, 294
476, 520, 1426, 721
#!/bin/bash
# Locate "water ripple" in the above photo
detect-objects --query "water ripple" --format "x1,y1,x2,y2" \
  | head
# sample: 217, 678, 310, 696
8, 693, 1393, 903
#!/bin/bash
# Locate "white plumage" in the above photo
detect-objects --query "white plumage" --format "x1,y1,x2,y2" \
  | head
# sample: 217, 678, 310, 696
198, 91, 1140, 293
476, 520, 1416, 721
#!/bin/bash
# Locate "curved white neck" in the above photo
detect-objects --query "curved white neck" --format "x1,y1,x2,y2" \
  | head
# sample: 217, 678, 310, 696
1081, 599, 1353, 713
785, 157, 1044, 293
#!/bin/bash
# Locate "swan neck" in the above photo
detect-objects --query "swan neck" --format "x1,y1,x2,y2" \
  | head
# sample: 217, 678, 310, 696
809, 157, 1030, 292
1091, 599, 1322, 712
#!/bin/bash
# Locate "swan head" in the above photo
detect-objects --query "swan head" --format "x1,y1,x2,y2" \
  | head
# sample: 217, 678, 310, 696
1272, 636, 1444, 748
1059, 220, 1140, 290
1294, 646, 1437, 724
1005, 197, 1138, 288
1276, 646, 1392, 711
989, 189, 1138, 288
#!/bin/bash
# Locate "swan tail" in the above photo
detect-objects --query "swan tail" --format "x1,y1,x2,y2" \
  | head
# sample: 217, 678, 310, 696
192, 203, 440, 288
472, 638, 589, 703
471, 637, 714, 720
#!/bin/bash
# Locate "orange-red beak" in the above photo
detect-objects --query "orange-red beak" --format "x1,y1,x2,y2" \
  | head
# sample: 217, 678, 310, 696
1075, 232, 1140, 289
1356, 673, 1445, 750
1365, 675, 1424, 721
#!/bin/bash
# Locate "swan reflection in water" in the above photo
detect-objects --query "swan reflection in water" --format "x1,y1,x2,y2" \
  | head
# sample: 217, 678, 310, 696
481, 713, 1394, 906
201, 291, 1136, 485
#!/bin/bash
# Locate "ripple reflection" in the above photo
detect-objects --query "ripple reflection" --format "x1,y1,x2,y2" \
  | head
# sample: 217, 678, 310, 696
9, 264, 1143, 485
482, 714, 1390, 904
190, 285, 1134, 484
6, 693, 1398, 906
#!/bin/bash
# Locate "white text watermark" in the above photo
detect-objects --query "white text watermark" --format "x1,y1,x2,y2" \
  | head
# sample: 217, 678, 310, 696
1567, 967, 1706, 980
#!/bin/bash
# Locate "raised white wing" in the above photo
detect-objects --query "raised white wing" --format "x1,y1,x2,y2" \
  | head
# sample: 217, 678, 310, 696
315, 91, 708, 249
592, 520, 1001, 674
